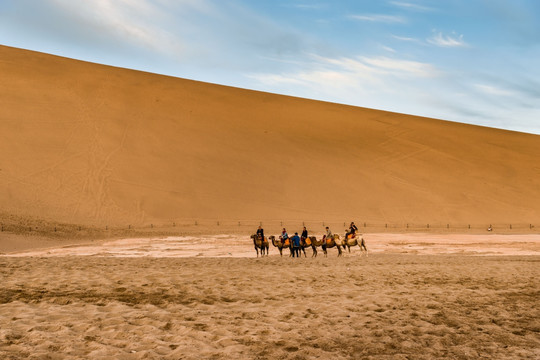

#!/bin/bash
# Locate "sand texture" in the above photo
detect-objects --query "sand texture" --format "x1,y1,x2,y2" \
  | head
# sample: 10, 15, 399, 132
1, 45, 540, 227
1, 253, 539, 359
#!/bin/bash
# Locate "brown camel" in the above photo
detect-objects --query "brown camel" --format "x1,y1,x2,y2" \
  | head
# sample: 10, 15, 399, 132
343, 233, 368, 256
306, 236, 324, 257
269, 235, 291, 257
251, 234, 269, 257
321, 234, 344, 257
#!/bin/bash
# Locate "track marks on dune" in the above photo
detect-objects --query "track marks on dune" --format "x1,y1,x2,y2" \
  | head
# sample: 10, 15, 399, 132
71, 78, 130, 222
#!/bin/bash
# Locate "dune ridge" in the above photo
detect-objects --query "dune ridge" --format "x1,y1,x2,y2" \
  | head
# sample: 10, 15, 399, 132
1, 45, 539, 227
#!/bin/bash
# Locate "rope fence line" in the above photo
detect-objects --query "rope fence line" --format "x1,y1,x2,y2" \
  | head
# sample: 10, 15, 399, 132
0, 219, 537, 236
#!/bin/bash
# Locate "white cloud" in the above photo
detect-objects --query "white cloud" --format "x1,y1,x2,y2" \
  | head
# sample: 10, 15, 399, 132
364, 56, 439, 77
349, 14, 406, 24
427, 32, 468, 47
47, 0, 187, 54
474, 84, 514, 97
380, 45, 396, 53
389, 1, 434, 12
250, 54, 440, 97
391, 34, 423, 43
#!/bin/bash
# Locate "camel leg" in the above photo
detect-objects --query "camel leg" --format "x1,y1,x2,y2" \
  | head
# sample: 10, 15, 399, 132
322, 245, 327, 257
361, 240, 368, 256
312, 245, 317, 258
279, 248, 283, 257
255, 246, 259, 257
301, 247, 307, 257
337, 246, 342, 257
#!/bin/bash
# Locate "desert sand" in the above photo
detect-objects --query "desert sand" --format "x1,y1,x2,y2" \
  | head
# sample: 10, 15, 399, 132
1, 234, 539, 359
1, 45, 540, 359
1, 45, 540, 228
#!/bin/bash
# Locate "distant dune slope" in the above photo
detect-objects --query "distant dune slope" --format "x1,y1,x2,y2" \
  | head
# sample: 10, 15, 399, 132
1, 45, 539, 226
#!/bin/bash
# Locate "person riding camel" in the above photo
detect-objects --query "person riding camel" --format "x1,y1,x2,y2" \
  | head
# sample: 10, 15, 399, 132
323, 226, 333, 244
346, 222, 358, 239
256, 225, 265, 243
280, 228, 289, 244
301, 226, 308, 246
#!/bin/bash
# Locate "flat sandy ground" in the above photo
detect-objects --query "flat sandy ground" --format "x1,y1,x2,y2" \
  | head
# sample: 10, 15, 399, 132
1, 234, 539, 359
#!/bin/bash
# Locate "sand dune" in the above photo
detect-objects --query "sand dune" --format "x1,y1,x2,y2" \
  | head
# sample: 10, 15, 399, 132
1, 45, 539, 228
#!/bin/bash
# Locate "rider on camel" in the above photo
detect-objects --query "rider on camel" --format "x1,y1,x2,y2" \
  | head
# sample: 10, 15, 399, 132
280, 228, 289, 244
346, 222, 358, 239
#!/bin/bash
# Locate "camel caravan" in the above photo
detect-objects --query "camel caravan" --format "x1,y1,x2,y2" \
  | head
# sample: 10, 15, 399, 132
252, 222, 368, 258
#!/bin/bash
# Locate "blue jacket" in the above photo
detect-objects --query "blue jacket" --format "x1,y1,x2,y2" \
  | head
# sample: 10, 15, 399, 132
291, 235, 301, 247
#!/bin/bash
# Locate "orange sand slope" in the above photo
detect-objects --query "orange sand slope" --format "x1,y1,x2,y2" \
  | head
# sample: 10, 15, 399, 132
1, 45, 539, 227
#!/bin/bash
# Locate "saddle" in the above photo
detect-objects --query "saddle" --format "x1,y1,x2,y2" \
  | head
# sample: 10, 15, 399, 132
347, 233, 356, 240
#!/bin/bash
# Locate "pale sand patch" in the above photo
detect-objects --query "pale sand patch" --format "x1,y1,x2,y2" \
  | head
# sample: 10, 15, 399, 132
4, 233, 540, 257
0, 255, 539, 359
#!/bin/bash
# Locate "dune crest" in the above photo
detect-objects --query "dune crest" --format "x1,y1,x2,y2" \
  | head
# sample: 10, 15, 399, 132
0, 45, 539, 226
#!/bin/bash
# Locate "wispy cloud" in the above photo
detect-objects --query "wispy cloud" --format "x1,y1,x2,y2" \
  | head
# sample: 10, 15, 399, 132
380, 45, 396, 53
250, 54, 440, 91
474, 84, 514, 97
389, 1, 434, 12
427, 32, 468, 47
349, 14, 406, 24
288, 3, 325, 10
391, 34, 423, 44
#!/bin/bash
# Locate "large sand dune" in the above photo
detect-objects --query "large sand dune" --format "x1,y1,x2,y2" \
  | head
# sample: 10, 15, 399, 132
1, 45, 539, 227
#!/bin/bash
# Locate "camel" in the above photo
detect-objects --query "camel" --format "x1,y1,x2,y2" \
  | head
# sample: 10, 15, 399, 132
306, 236, 324, 257
269, 235, 291, 257
343, 233, 368, 256
251, 234, 269, 257
321, 234, 344, 257
292, 236, 316, 257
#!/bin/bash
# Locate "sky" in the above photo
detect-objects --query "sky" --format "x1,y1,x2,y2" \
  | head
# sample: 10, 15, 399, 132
1, 0, 539, 134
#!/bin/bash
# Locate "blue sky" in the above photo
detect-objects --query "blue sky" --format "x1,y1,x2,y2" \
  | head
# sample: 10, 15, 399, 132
1, 0, 539, 134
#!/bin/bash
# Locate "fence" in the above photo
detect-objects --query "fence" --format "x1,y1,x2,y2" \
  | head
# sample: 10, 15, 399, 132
0, 219, 537, 238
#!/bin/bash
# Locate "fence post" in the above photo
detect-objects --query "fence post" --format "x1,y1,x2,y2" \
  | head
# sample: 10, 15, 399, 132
195, 221, 198, 226
217, 221, 220, 226
385, 223, 387, 228
468, 224, 470, 229
280, 221, 282, 227
447, 224, 449, 229
151, 224, 153, 229
510, 224, 512, 229
531, 224, 533, 229
406, 224, 409, 229
427, 224, 430, 229
173, 222, 176, 227
106, 226, 108, 230
129, 225, 131, 229
364, 222, 366, 228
